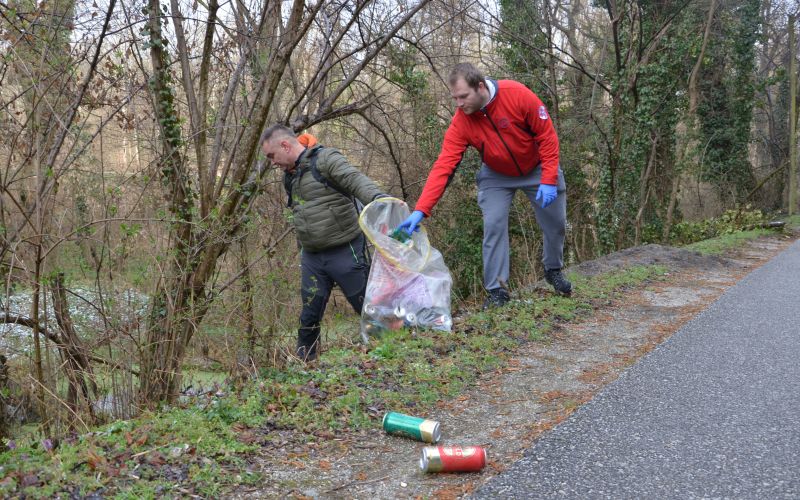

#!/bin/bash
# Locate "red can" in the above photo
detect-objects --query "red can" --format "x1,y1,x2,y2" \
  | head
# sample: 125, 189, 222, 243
419, 446, 487, 473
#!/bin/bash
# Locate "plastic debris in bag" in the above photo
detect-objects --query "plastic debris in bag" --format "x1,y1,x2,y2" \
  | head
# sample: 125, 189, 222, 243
358, 198, 453, 342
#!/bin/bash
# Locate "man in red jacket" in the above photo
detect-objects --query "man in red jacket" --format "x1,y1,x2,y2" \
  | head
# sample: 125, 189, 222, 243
397, 63, 571, 308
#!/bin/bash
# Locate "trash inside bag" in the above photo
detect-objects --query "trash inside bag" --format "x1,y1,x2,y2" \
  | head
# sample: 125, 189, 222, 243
358, 198, 453, 342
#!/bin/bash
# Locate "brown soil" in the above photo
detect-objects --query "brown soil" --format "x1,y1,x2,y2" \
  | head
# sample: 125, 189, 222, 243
233, 232, 798, 499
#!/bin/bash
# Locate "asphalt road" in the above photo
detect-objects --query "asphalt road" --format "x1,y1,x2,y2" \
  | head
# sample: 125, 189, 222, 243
474, 239, 800, 499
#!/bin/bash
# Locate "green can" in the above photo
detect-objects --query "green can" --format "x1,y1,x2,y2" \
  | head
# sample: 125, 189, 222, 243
382, 411, 441, 443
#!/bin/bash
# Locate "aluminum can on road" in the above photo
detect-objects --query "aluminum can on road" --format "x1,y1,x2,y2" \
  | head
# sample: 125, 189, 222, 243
419, 445, 487, 473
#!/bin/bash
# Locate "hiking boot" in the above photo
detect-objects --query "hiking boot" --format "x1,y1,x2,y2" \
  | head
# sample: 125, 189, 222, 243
482, 288, 510, 310
544, 268, 572, 296
296, 342, 319, 362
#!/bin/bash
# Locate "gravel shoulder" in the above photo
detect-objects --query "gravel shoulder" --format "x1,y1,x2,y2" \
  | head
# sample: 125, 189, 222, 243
236, 232, 798, 499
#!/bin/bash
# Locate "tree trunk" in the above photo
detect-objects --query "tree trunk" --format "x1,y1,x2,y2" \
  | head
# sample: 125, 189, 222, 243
662, 175, 682, 242
31, 232, 49, 435
139, 286, 192, 403
664, 0, 717, 242
544, 0, 561, 126
0, 354, 8, 440
634, 135, 659, 245
50, 273, 98, 426
138, 0, 198, 406
239, 239, 257, 359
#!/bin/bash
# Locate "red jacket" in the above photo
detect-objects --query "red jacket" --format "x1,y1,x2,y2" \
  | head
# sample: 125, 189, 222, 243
415, 79, 560, 216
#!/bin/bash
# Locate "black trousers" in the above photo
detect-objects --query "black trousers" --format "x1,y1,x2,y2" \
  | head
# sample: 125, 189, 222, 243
298, 234, 369, 349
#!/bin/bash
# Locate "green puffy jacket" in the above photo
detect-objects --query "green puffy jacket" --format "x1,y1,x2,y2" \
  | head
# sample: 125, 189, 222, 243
285, 145, 383, 252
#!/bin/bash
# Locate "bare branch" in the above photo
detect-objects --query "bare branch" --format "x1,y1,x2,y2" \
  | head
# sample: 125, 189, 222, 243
295, 0, 433, 130
1, 313, 140, 376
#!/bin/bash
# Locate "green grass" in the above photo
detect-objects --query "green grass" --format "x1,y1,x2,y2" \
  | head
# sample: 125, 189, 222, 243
684, 228, 772, 255
181, 368, 228, 388
781, 214, 800, 230
0, 264, 668, 498
0, 404, 261, 498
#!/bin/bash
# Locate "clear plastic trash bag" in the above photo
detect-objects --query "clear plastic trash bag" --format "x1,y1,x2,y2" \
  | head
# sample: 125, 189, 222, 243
358, 198, 453, 342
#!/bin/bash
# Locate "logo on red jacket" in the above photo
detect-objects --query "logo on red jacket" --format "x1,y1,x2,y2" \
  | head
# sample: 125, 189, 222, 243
538, 105, 549, 120
497, 117, 510, 129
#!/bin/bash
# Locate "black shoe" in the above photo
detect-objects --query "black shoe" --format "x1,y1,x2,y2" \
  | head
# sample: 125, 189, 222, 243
482, 288, 510, 310
296, 342, 319, 362
544, 268, 572, 296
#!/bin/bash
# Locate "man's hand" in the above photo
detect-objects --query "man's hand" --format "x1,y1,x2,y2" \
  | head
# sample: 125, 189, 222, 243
397, 210, 424, 235
535, 184, 558, 208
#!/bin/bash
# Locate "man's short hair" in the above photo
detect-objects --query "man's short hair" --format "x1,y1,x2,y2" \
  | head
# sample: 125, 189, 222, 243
260, 124, 296, 146
449, 63, 486, 91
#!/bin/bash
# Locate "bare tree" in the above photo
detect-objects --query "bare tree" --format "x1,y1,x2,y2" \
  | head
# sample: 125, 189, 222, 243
138, 0, 433, 404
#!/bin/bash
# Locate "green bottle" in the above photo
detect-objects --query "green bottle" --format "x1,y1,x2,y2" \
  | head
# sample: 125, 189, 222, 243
389, 228, 412, 244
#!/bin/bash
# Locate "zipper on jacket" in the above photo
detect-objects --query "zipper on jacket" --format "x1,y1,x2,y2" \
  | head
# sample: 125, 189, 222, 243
482, 110, 525, 176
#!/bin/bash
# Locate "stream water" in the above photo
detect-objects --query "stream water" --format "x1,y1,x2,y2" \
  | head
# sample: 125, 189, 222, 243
0, 286, 149, 358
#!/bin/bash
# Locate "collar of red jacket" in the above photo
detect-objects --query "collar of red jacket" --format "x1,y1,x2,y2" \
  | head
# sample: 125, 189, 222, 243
480, 78, 499, 112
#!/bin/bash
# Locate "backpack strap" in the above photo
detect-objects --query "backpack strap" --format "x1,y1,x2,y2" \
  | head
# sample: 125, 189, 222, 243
310, 147, 365, 216
283, 171, 294, 208
285, 146, 364, 214
308, 147, 353, 201
283, 146, 345, 207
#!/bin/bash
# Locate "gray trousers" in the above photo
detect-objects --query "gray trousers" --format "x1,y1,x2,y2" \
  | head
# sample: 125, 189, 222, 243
298, 234, 369, 349
476, 163, 567, 291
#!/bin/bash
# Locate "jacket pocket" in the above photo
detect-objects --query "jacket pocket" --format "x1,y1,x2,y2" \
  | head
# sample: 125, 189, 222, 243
328, 206, 348, 233
293, 206, 312, 244
331, 202, 359, 234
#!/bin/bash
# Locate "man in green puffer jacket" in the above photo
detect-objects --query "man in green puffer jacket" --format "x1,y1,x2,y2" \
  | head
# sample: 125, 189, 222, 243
261, 124, 388, 362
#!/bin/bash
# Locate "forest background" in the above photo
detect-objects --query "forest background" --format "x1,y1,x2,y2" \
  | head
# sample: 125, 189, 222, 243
0, 0, 797, 446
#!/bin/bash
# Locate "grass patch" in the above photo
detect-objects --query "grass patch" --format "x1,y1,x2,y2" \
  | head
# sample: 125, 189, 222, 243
182, 368, 228, 389
0, 403, 260, 498
0, 264, 667, 497
684, 228, 773, 255
780, 214, 800, 230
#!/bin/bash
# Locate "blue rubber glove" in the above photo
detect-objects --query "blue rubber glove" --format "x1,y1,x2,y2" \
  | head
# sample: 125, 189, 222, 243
397, 210, 424, 235
535, 184, 558, 208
